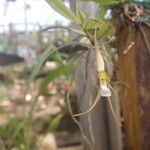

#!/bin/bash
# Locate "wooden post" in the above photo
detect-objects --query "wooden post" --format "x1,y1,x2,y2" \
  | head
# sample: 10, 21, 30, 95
114, 9, 150, 150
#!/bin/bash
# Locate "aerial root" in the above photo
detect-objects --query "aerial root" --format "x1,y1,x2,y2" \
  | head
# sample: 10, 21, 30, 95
73, 86, 101, 117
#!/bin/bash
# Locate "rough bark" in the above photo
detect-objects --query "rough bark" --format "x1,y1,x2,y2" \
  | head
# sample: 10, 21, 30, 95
113, 7, 150, 150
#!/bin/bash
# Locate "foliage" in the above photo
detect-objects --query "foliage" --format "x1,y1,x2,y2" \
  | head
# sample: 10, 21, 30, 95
46, 0, 116, 44
48, 114, 63, 132
46, 0, 79, 24
0, 84, 9, 99
0, 118, 29, 150
43, 0, 120, 138
32, 0, 118, 137
30, 45, 55, 82
39, 65, 68, 95
36, 0, 118, 93
0, 0, 121, 149
81, 0, 124, 5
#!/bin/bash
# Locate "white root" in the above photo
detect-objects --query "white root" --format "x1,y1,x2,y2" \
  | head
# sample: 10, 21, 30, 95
73, 85, 101, 117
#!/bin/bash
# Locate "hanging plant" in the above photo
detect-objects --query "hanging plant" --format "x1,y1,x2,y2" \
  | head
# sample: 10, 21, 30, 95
45, 0, 118, 115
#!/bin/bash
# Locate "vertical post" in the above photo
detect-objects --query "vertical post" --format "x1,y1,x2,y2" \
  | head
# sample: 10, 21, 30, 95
135, 25, 150, 150
114, 12, 150, 150
116, 25, 141, 150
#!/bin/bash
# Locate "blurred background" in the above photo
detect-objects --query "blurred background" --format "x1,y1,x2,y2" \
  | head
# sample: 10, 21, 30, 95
0, 0, 82, 150
2, 1, 149, 150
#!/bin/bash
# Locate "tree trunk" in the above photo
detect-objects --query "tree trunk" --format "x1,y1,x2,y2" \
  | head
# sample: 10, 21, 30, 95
113, 5, 150, 150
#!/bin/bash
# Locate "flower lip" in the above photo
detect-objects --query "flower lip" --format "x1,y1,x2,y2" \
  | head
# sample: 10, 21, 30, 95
100, 84, 112, 97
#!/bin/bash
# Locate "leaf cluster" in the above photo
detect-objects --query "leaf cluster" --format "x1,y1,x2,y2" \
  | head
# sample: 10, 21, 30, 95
29, 0, 119, 135
46, 0, 116, 41
30, 0, 117, 110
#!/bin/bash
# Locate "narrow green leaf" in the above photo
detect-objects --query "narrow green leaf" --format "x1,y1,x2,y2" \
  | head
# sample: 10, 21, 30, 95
12, 119, 27, 138
50, 52, 64, 65
39, 65, 68, 95
81, 0, 120, 5
48, 114, 63, 132
98, 5, 106, 20
0, 106, 6, 113
76, 7, 86, 25
46, 0, 79, 24
97, 22, 115, 39
30, 45, 54, 82
85, 18, 101, 30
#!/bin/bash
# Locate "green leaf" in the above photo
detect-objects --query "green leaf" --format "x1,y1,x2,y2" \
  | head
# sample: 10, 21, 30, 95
48, 114, 63, 132
39, 65, 68, 95
97, 22, 115, 39
0, 106, 6, 113
50, 52, 64, 65
46, 0, 79, 24
81, 0, 120, 5
98, 5, 106, 20
85, 18, 102, 30
30, 45, 54, 82
12, 119, 27, 138
84, 18, 115, 39
76, 7, 86, 25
